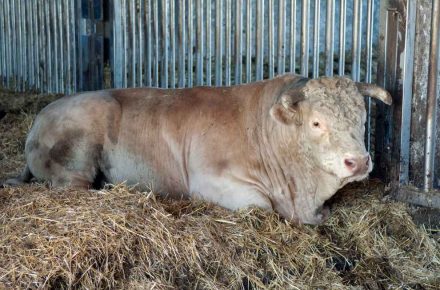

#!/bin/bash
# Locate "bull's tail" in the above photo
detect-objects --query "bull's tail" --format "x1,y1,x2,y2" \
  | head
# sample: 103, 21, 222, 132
3, 165, 33, 187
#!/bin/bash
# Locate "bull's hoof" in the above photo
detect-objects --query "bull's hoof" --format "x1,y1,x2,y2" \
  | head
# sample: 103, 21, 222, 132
3, 178, 24, 187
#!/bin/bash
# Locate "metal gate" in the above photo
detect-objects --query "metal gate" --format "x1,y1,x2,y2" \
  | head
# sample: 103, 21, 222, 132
110, 0, 377, 88
0, 0, 439, 207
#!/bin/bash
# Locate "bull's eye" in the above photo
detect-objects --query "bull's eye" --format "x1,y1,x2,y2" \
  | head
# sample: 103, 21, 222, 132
312, 121, 320, 128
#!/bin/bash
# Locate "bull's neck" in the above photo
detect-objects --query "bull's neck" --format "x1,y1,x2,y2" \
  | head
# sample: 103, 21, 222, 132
254, 105, 340, 220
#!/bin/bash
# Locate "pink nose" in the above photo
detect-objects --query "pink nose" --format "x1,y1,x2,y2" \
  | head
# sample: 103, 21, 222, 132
344, 155, 370, 175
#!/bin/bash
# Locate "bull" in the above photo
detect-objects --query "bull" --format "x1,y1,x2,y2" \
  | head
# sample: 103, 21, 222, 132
5, 74, 391, 224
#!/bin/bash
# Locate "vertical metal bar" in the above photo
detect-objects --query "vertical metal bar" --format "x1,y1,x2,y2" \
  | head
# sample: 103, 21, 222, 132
399, 0, 416, 185
365, 0, 374, 152
6, 0, 11, 88
225, 0, 231, 85
71, 0, 77, 92
256, 0, 264, 80
278, 0, 286, 75
113, 0, 122, 88
19, 0, 26, 90
153, 0, 159, 87
196, 0, 204, 86
131, 0, 136, 87
235, 0, 243, 84
37, 0, 43, 90
188, 0, 193, 87
65, 0, 71, 93
205, 0, 212, 86
161, 0, 169, 88
290, 0, 296, 73
268, 0, 274, 79
352, 0, 361, 81
246, 0, 251, 82
146, 0, 152, 87
52, 1, 59, 92
17, 0, 23, 90
313, 0, 320, 78
139, 0, 144, 86
215, 0, 223, 86
338, 0, 345, 76
58, 1, 64, 92
325, 0, 334, 76
424, 0, 440, 191
301, 0, 309, 77
122, 0, 128, 87
26, 0, 32, 89
170, 0, 176, 88
178, 0, 185, 87
46, 0, 53, 92
0, 0, 5, 86
11, 0, 17, 89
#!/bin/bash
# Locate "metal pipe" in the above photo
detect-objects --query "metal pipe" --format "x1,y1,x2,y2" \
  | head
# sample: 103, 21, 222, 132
153, 1, 159, 87
399, 0, 416, 185
131, 0, 136, 87
178, 0, 186, 87
196, 0, 204, 86
235, 0, 243, 84
256, 0, 264, 80
6, 0, 12, 88
365, 0, 374, 152
145, 0, 152, 87
52, 1, 59, 92
58, 1, 64, 92
11, 0, 17, 90
45, 0, 52, 92
121, 0, 128, 87
0, 1, 5, 86
325, 0, 334, 76
206, 0, 212, 86
290, 0, 296, 73
424, 0, 440, 191
301, 0, 309, 77
17, 0, 23, 90
268, 0, 274, 79
313, 0, 320, 78
170, 0, 176, 88
215, 0, 223, 86
225, 0, 231, 85
278, 0, 286, 75
64, 0, 70, 92
188, 0, 193, 87
113, 0, 122, 88
246, 0, 252, 82
352, 0, 361, 81
139, 0, 145, 86
71, 0, 77, 92
161, 0, 169, 88
338, 0, 346, 76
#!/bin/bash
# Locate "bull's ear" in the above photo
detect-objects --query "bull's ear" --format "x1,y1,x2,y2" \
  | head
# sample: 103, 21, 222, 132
355, 83, 392, 105
270, 78, 308, 125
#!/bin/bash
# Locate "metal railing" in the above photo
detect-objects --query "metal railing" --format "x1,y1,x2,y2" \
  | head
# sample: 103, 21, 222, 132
110, 0, 378, 89
0, 0, 78, 94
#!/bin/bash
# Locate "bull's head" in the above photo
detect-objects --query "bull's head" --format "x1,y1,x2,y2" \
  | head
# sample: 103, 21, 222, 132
270, 77, 392, 187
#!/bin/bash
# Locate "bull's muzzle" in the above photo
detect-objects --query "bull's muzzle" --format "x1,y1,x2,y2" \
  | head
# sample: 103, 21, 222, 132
344, 154, 370, 176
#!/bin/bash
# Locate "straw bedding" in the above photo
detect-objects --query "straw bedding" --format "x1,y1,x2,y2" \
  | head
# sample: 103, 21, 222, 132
0, 89, 439, 289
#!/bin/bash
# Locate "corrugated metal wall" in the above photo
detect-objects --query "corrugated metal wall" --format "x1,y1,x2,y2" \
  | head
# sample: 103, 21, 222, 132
110, 0, 377, 90
0, 0, 78, 94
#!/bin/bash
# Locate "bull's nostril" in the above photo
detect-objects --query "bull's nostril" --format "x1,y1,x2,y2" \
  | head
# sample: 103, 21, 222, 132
365, 156, 370, 166
344, 159, 356, 169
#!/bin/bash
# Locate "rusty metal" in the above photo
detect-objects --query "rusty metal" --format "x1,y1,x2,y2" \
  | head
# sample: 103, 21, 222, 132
424, 0, 440, 191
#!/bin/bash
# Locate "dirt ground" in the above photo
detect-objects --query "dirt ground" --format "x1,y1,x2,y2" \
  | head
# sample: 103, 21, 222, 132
0, 89, 439, 289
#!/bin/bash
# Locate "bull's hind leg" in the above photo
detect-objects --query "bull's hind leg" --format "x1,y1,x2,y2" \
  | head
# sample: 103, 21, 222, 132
3, 165, 33, 187
28, 129, 104, 190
